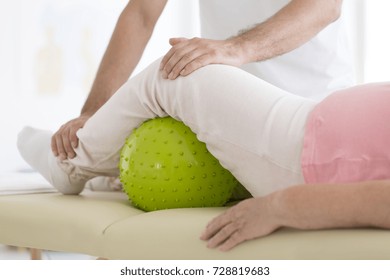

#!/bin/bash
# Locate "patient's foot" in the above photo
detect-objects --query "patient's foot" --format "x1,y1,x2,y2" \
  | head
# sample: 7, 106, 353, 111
17, 126, 87, 194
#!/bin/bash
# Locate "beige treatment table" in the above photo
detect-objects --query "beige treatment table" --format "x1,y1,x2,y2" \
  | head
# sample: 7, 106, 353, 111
1, 186, 390, 260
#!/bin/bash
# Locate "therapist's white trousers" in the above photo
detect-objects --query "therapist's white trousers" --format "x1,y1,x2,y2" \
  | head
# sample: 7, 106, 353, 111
61, 59, 316, 197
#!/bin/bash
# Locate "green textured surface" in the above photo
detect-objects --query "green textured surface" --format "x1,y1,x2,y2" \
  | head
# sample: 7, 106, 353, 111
119, 117, 238, 211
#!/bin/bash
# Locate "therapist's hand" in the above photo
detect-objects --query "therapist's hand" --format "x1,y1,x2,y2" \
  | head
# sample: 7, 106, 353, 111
200, 197, 280, 251
51, 115, 90, 160
160, 37, 243, 80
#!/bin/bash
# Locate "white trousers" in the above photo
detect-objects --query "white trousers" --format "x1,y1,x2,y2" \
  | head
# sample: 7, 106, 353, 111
63, 59, 317, 197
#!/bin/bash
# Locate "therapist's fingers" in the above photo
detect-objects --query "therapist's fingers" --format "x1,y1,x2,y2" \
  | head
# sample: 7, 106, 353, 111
52, 131, 66, 160
161, 37, 244, 80
54, 128, 76, 160
169, 37, 187, 46
162, 37, 214, 80
169, 51, 210, 80
161, 38, 197, 79
51, 116, 88, 160
160, 38, 190, 73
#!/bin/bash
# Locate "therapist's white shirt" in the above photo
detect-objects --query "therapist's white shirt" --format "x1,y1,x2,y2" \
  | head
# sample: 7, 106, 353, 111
198, 0, 355, 100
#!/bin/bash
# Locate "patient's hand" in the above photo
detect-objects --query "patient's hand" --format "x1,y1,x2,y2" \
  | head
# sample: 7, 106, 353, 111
200, 197, 280, 251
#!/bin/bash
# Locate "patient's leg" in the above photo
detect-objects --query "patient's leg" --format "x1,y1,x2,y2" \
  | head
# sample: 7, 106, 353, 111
17, 127, 87, 194
18, 58, 315, 196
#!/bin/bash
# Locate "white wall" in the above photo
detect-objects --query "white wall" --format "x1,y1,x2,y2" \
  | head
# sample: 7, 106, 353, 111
344, 0, 390, 83
363, 0, 390, 82
0, 0, 199, 173
343, 0, 366, 84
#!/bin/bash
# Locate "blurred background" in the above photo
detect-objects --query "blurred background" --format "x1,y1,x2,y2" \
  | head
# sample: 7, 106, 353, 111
0, 0, 388, 174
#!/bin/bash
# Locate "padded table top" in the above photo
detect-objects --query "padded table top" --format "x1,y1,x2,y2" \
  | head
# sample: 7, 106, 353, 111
1, 190, 390, 259
0, 190, 141, 256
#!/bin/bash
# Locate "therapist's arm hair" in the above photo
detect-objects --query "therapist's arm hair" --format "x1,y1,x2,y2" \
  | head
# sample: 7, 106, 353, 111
161, 0, 342, 80
81, 0, 168, 116
232, 0, 343, 64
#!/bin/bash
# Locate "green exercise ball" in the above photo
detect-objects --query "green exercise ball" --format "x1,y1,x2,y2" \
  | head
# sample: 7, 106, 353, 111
119, 117, 238, 211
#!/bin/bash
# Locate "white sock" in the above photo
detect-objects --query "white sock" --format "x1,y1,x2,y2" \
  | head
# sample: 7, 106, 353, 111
17, 126, 86, 194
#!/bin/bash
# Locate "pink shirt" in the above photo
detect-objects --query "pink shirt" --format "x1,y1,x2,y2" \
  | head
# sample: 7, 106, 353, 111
301, 83, 390, 184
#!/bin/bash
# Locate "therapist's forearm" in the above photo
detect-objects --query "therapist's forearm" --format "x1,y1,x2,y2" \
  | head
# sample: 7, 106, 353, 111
231, 0, 343, 64
271, 180, 390, 230
81, 1, 165, 117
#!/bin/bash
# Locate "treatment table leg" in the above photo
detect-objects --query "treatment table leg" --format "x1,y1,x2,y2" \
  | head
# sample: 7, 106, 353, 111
30, 248, 42, 260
